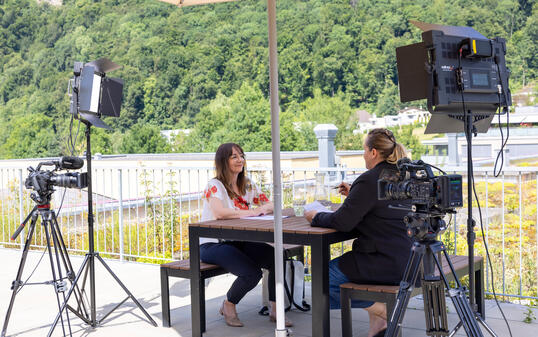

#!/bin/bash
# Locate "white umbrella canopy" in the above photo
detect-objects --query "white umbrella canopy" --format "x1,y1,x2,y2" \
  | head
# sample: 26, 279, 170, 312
156, 0, 287, 335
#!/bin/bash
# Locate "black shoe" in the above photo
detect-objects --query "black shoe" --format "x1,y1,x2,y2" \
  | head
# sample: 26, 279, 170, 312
373, 328, 386, 337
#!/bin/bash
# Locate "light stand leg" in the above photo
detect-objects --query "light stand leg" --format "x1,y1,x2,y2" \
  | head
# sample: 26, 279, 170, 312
462, 111, 498, 336
465, 109, 477, 312
95, 254, 157, 326
1, 212, 38, 337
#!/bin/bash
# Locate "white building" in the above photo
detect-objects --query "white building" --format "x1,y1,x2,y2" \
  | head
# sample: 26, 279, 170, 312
355, 107, 430, 133
421, 106, 538, 166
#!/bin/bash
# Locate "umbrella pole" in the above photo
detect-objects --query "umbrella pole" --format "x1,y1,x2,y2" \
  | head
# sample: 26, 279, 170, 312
267, 0, 286, 335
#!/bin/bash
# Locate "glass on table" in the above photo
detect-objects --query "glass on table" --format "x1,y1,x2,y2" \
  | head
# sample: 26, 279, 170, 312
292, 200, 306, 216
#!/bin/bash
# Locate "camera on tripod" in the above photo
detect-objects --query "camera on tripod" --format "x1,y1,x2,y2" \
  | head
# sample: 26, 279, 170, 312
25, 156, 87, 204
378, 158, 463, 211
378, 158, 463, 240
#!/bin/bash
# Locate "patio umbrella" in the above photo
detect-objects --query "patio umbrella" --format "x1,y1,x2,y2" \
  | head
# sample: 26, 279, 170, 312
157, 0, 287, 334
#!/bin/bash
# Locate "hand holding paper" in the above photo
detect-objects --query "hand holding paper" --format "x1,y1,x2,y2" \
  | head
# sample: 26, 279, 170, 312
303, 201, 333, 213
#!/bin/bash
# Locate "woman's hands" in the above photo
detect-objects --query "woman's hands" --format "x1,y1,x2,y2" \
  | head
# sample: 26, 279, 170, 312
336, 182, 351, 196
257, 202, 274, 215
304, 210, 317, 223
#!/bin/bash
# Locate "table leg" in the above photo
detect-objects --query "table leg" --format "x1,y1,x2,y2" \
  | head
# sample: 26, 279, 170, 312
189, 228, 203, 337
160, 267, 170, 327
311, 236, 330, 337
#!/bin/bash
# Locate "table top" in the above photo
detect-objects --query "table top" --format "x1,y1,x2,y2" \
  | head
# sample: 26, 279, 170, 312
189, 213, 338, 235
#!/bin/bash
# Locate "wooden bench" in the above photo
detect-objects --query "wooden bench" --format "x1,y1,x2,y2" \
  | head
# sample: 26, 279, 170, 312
339, 255, 484, 337
160, 244, 304, 328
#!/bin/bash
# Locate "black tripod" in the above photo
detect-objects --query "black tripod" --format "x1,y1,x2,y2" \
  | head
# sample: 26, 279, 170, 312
2, 193, 89, 337
48, 123, 157, 336
385, 213, 497, 337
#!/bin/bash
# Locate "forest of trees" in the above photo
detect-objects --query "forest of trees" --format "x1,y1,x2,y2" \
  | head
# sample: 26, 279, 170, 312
0, 0, 536, 158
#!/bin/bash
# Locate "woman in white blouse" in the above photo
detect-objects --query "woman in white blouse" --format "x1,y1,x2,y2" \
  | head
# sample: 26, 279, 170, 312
200, 143, 292, 327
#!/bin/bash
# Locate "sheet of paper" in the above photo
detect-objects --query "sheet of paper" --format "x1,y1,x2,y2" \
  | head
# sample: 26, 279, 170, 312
242, 215, 289, 220
303, 201, 333, 213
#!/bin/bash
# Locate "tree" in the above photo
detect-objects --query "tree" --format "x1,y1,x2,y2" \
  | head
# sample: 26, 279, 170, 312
389, 124, 426, 159
0, 114, 61, 159
119, 123, 170, 154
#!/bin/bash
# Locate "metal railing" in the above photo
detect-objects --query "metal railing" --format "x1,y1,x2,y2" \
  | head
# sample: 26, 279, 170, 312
1, 165, 537, 302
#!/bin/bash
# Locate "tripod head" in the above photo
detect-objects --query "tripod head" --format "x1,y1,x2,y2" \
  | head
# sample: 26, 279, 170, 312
403, 205, 454, 241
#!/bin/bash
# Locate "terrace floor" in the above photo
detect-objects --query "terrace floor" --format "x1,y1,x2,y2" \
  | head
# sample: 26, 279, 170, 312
0, 248, 537, 337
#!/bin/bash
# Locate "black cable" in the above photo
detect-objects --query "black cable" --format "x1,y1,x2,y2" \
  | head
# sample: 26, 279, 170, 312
458, 48, 512, 337
15, 248, 47, 295
427, 163, 446, 175
472, 173, 513, 337
493, 61, 510, 178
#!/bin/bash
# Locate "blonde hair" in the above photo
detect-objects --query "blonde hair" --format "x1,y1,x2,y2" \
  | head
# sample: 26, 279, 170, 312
365, 128, 407, 164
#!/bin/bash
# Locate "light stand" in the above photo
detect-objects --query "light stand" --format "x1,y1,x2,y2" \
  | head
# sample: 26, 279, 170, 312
394, 21, 512, 336
48, 58, 157, 335
49, 122, 157, 336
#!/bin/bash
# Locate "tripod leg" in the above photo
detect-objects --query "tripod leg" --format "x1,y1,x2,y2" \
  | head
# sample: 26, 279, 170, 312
476, 316, 499, 337
432, 248, 484, 337
48, 254, 91, 337
49, 217, 74, 337
51, 212, 90, 320
1, 212, 38, 337
94, 253, 157, 326
385, 243, 425, 337
422, 280, 449, 336
42, 217, 69, 337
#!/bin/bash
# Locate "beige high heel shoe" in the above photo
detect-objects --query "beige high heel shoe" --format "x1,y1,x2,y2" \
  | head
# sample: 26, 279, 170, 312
219, 300, 244, 327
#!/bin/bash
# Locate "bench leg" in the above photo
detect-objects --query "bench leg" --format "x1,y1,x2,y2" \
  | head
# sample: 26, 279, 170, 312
161, 267, 171, 327
340, 287, 353, 337
200, 277, 206, 333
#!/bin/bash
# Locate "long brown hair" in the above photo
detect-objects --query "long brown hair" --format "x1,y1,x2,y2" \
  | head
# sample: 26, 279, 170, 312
364, 128, 407, 164
215, 143, 247, 198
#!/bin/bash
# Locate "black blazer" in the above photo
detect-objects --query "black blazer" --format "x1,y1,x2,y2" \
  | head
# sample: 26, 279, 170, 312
311, 161, 412, 285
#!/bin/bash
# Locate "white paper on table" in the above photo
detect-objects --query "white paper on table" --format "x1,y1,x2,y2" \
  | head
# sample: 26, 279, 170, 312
241, 215, 289, 220
303, 201, 333, 213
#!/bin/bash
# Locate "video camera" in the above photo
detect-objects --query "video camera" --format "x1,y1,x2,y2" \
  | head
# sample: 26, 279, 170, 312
378, 158, 463, 211
378, 158, 463, 240
25, 156, 88, 204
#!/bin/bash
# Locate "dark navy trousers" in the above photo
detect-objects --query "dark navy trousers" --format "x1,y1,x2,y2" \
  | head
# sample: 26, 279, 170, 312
200, 241, 276, 304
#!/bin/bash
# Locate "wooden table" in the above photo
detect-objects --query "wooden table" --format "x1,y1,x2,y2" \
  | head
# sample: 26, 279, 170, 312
188, 213, 355, 337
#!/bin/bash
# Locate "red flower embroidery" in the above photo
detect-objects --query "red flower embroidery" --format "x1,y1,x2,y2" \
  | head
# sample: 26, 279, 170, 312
253, 197, 260, 205
234, 196, 249, 210
259, 194, 269, 202
205, 185, 218, 200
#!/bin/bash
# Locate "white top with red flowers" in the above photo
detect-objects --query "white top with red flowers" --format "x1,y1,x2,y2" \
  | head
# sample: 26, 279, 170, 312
200, 178, 269, 245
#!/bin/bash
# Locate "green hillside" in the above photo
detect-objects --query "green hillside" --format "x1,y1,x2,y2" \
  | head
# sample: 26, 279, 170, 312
0, 0, 536, 158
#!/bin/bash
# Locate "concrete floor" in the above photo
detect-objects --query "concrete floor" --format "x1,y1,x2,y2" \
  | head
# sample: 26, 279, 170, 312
0, 248, 536, 337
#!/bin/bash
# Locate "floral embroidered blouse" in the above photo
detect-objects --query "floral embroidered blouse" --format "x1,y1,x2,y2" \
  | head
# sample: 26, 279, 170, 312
199, 178, 269, 245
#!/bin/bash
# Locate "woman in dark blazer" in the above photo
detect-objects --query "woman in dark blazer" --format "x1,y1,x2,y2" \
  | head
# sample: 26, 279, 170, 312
305, 128, 412, 337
